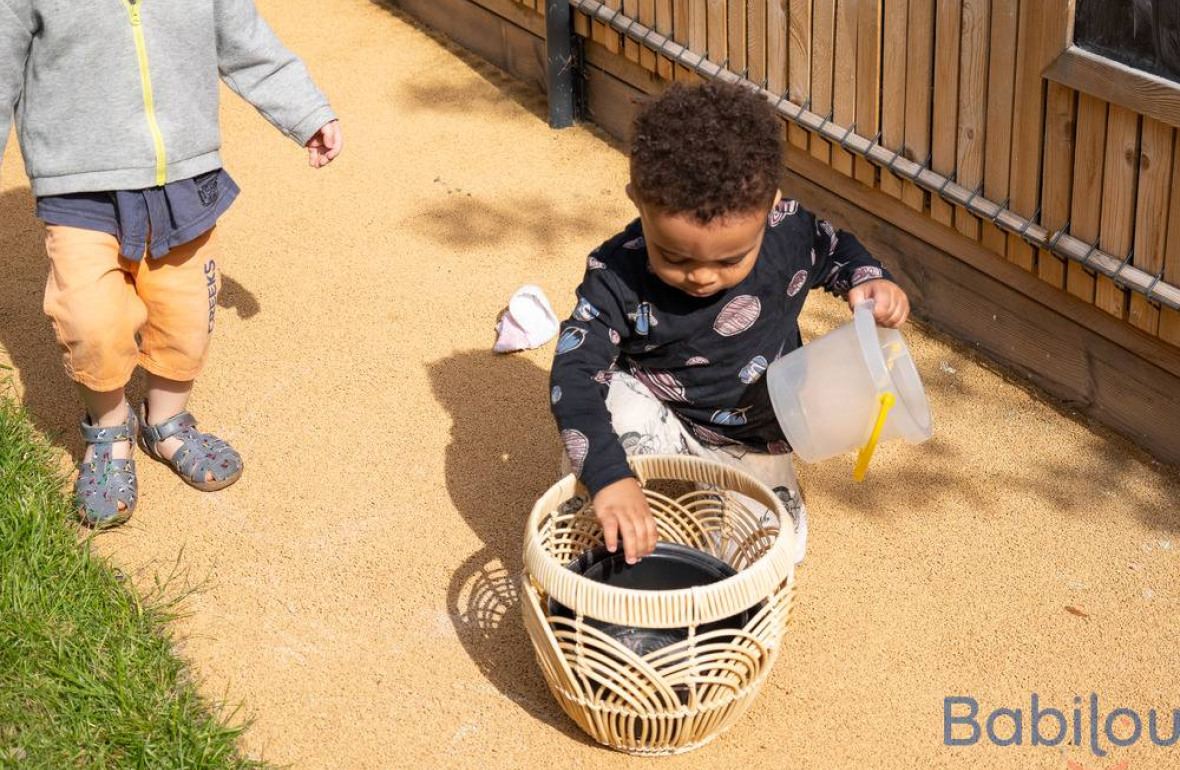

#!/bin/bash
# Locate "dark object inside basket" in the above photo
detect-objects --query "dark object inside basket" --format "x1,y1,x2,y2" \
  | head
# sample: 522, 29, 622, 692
548, 542, 760, 657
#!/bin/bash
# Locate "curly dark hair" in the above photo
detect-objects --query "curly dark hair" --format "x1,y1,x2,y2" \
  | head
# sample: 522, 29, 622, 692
629, 80, 783, 223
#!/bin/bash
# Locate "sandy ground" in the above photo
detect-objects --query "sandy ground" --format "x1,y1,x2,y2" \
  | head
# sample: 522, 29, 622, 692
2, 2, 1179, 768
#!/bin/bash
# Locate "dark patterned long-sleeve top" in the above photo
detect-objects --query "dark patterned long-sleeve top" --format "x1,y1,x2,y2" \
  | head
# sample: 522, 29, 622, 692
550, 199, 894, 496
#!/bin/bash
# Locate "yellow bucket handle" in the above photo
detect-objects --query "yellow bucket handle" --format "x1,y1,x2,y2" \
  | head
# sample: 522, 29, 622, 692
853, 391, 896, 482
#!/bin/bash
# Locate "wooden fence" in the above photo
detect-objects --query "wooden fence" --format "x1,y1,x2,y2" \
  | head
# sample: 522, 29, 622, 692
388, 0, 1180, 463
515, 0, 1180, 348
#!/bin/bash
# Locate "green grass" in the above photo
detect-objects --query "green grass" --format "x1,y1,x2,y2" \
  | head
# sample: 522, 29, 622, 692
0, 393, 265, 769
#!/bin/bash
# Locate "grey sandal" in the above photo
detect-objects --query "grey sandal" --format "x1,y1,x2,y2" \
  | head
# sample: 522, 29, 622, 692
137, 406, 243, 492
75, 407, 139, 528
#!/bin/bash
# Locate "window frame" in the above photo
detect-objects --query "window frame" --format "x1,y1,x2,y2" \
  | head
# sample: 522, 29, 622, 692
1044, 1, 1180, 129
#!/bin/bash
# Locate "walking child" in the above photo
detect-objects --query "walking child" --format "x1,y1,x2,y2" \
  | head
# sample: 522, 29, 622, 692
0, 0, 342, 526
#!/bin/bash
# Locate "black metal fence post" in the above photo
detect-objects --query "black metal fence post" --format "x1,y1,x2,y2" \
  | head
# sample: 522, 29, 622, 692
546, 1, 575, 128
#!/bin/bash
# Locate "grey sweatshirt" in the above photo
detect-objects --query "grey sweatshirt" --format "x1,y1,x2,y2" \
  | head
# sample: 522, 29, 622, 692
0, 0, 335, 196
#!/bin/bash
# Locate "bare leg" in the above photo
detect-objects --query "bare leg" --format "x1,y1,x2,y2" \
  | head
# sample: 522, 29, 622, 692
144, 373, 192, 452
143, 372, 216, 483
78, 385, 131, 462
77, 385, 132, 514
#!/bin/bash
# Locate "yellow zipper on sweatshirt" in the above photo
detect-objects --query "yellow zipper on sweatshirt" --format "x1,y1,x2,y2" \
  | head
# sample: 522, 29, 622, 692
123, 0, 167, 185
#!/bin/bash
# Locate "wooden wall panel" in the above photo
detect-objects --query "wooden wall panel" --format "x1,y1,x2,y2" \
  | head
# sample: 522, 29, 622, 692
510, 0, 1180, 352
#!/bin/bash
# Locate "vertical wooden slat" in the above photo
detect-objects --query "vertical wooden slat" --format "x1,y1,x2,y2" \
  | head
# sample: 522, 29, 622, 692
1095, 104, 1140, 320
930, 0, 961, 226
624, 0, 641, 62
1037, 82, 1077, 289
657, 0, 675, 79
601, 0, 623, 53
591, 0, 608, 46
767, 0, 789, 141
707, 0, 727, 63
640, 0, 659, 71
902, 0, 933, 212
980, 0, 1017, 256
788, 0, 812, 152
766, 0, 788, 89
854, 0, 881, 187
1161, 142, 1180, 346
674, 0, 691, 47
880, 0, 909, 199
1128, 118, 1174, 334
728, 0, 747, 74
575, 2, 591, 37
685, 0, 708, 82
1005, 0, 1052, 271
832, 0, 858, 177
810, 0, 836, 166
1066, 93, 1107, 304
748, 0, 767, 86
954, 0, 990, 240
672, 0, 689, 79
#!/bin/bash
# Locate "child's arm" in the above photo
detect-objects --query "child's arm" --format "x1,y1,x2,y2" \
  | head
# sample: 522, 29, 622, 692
550, 267, 657, 563
0, 0, 32, 177
213, 0, 337, 151
807, 211, 910, 327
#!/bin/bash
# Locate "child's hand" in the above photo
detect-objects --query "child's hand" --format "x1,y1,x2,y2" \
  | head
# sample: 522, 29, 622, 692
847, 279, 910, 328
305, 120, 343, 168
592, 477, 659, 564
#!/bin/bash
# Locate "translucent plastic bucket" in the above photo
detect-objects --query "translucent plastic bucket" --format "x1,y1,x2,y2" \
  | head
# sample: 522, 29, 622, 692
765, 301, 932, 466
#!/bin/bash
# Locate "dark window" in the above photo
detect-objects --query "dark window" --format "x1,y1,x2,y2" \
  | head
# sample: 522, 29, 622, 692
1074, 0, 1180, 82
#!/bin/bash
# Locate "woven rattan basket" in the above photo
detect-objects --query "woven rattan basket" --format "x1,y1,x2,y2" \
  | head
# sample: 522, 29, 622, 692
521, 455, 797, 755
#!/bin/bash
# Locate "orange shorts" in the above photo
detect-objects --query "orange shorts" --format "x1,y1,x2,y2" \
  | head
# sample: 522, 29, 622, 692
43, 225, 221, 391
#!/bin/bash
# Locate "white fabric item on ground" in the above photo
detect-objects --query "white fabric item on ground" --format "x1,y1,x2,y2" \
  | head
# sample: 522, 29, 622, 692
493, 284, 560, 353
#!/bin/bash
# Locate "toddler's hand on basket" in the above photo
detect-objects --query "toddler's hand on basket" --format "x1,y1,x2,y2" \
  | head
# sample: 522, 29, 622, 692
592, 477, 658, 564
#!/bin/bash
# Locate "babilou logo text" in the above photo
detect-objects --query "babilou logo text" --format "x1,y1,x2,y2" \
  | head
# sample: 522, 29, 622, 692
945, 694, 1179, 757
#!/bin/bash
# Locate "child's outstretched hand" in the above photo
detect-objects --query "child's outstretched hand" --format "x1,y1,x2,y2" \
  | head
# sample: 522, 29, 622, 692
847, 279, 910, 328
592, 477, 659, 564
305, 120, 343, 168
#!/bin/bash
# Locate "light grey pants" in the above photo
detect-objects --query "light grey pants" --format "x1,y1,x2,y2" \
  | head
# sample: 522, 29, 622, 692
566, 372, 808, 561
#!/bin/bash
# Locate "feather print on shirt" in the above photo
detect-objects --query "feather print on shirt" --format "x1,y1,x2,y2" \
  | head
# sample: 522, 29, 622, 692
850, 265, 884, 285
787, 269, 808, 297
690, 422, 737, 446
630, 366, 690, 402
573, 297, 601, 321
556, 326, 587, 355
561, 429, 589, 475
739, 355, 768, 384
629, 302, 656, 335
712, 295, 761, 336
819, 220, 838, 254
710, 407, 751, 426
768, 198, 799, 227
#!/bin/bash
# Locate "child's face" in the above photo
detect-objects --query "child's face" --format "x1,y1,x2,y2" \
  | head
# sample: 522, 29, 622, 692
629, 187, 779, 298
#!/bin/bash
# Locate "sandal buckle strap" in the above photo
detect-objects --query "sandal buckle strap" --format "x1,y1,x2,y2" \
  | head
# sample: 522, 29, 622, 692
80, 408, 137, 445
143, 410, 198, 444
